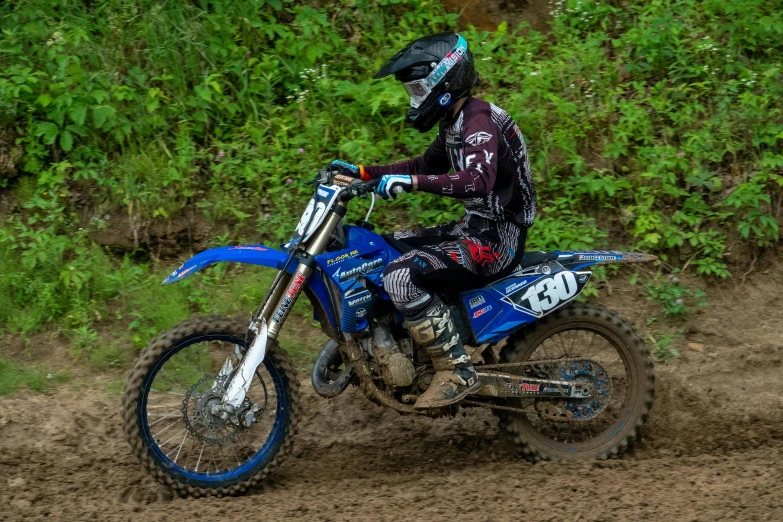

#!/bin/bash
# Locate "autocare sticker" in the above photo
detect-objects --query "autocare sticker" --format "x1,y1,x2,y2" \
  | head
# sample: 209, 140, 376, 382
335, 259, 384, 282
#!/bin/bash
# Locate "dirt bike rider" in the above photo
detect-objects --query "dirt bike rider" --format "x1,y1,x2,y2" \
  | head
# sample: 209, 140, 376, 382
326, 32, 536, 410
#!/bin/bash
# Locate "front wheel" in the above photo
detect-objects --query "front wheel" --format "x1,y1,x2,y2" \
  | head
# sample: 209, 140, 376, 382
121, 316, 300, 496
496, 303, 654, 461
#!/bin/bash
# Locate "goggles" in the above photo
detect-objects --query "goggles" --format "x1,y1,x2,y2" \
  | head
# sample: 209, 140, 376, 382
401, 34, 468, 108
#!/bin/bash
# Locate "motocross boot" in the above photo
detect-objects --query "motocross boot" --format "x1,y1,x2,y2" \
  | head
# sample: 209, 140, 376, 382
404, 302, 481, 409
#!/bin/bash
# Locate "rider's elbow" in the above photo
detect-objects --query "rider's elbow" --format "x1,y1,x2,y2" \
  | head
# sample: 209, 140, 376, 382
472, 179, 492, 197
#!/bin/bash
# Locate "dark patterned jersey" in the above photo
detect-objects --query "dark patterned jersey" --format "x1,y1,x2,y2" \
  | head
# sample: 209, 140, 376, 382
365, 97, 536, 228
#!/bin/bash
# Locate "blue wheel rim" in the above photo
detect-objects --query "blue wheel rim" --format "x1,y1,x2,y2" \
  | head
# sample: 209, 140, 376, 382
139, 333, 287, 483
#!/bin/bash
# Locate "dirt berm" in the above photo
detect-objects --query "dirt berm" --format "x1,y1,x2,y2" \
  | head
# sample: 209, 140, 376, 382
1, 268, 783, 521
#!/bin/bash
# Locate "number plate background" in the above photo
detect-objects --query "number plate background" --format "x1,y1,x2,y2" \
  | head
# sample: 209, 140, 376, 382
461, 262, 592, 343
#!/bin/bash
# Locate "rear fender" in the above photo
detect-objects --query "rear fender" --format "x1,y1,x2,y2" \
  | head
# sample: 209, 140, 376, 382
162, 245, 337, 336
556, 250, 658, 271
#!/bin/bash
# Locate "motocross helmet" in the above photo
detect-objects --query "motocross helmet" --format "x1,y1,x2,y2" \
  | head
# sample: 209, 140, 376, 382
373, 32, 478, 132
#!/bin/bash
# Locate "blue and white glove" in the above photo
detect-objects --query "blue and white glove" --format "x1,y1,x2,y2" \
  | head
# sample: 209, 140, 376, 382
376, 175, 413, 199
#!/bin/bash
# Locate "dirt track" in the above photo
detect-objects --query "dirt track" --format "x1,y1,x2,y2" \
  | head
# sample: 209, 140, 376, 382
2, 273, 783, 521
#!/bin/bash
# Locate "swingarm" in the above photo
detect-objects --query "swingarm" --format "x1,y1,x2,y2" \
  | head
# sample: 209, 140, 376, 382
474, 371, 592, 399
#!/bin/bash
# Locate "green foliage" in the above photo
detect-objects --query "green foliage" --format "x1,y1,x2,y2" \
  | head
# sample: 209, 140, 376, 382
646, 270, 708, 317
0, 0, 781, 364
646, 331, 681, 363
0, 358, 68, 395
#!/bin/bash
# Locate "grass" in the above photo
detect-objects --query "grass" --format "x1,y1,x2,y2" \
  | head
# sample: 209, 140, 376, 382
0, 357, 68, 395
0, 259, 327, 397
2, 0, 781, 393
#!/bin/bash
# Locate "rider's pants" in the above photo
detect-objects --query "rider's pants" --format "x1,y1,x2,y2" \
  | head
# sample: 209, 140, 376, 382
383, 217, 526, 318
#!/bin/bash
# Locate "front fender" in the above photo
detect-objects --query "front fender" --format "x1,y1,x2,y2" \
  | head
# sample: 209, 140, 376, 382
162, 244, 338, 338
162, 245, 288, 284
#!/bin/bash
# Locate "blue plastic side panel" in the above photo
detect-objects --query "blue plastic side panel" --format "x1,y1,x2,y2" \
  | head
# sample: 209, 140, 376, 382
463, 259, 592, 343
315, 226, 401, 333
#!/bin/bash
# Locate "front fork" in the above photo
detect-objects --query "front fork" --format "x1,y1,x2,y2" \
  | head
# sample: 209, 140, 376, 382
221, 206, 344, 409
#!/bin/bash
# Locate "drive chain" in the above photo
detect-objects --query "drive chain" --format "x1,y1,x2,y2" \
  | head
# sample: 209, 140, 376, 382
477, 357, 590, 371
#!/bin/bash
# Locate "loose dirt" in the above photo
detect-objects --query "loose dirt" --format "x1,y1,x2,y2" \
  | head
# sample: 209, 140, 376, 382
2, 266, 783, 521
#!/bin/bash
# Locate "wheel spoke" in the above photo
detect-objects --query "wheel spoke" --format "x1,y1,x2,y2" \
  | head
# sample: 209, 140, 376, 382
584, 331, 598, 358
556, 332, 568, 357
568, 330, 577, 357
195, 442, 206, 472
232, 445, 243, 467
153, 418, 184, 439
168, 431, 190, 462
158, 428, 187, 449
148, 411, 179, 426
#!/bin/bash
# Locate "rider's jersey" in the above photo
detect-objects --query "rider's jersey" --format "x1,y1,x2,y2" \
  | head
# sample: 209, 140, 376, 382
365, 96, 536, 229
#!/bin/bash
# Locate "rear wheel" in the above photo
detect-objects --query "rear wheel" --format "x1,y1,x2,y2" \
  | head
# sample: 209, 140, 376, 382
496, 303, 654, 461
121, 316, 300, 496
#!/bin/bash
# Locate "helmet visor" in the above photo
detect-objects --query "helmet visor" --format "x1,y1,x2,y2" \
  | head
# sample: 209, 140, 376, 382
399, 34, 469, 109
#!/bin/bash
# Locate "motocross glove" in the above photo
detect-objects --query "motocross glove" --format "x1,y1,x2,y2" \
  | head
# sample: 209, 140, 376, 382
376, 175, 413, 199
327, 160, 370, 181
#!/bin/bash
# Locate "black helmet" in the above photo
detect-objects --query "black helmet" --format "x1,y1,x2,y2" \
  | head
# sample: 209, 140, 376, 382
374, 32, 478, 132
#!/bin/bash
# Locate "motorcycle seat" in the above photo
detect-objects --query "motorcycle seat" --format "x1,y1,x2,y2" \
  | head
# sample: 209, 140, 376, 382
384, 234, 559, 270
517, 251, 559, 270
384, 233, 560, 291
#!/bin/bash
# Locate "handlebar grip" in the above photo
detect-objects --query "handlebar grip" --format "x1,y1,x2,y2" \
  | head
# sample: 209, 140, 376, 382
392, 185, 404, 195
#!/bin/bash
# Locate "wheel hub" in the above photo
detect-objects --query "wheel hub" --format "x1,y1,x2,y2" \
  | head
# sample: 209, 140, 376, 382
182, 375, 259, 444
535, 359, 611, 422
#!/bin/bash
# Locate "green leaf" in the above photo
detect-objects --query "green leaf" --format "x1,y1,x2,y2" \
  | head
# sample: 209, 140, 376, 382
36, 122, 60, 144
60, 130, 73, 151
68, 103, 88, 126
36, 94, 53, 108
65, 124, 87, 137
93, 106, 115, 128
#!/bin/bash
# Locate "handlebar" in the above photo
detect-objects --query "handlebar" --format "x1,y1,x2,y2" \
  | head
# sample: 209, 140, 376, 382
338, 178, 405, 201
339, 178, 380, 201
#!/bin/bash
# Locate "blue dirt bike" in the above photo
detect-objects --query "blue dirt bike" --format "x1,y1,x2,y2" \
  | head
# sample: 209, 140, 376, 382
122, 170, 656, 496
